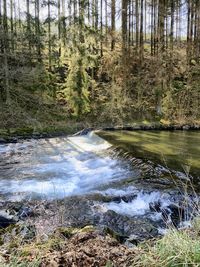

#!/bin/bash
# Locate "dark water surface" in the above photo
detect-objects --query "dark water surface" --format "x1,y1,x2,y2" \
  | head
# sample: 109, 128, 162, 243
98, 130, 200, 179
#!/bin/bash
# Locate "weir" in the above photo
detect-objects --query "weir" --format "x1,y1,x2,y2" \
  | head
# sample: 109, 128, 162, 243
0, 131, 199, 233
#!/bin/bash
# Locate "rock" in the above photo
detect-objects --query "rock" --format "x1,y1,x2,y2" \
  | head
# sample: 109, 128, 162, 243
7, 202, 23, 213
101, 210, 158, 241
100, 194, 137, 204
18, 207, 34, 219
103, 227, 129, 243
0, 210, 16, 228
149, 201, 161, 212
73, 128, 94, 136
109, 196, 121, 203
5, 203, 35, 219
125, 234, 141, 247
0, 138, 6, 144
194, 125, 200, 130
161, 204, 185, 227
61, 197, 158, 241
183, 125, 190, 130
168, 204, 185, 226
121, 194, 137, 203
19, 225, 36, 241
9, 137, 18, 143
32, 196, 159, 242
60, 198, 101, 228
0, 215, 15, 228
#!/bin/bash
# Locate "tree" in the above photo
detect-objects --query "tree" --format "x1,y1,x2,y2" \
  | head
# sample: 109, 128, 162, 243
62, 0, 98, 117
135, 0, 139, 52
122, 0, 128, 53
35, 0, 42, 62
170, 0, 174, 53
2, 0, 10, 104
111, 0, 115, 50
140, 0, 144, 60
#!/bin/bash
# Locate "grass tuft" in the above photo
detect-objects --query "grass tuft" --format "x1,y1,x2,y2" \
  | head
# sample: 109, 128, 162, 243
133, 220, 200, 267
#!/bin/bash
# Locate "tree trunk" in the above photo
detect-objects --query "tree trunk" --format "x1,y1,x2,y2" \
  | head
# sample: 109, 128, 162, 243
100, 0, 103, 56
151, 0, 154, 55
158, 0, 165, 52
10, 0, 14, 51
48, 0, 52, 71
35, 0, 41, 62
140, 0, 144, 60
58, 0, 61, 56
135, 0, 139, 52
26, 0, 31, 51
95, 0, 98, 29
3, 0, 10, 105
122, 0, 128, 53
61, 0, 66, 46
170, 0, 174, 52
105, 0, 108, 46
111, 0, 115, 50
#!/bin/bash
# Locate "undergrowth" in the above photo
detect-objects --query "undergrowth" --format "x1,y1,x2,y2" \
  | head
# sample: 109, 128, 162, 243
1, 220, 200, 267
133, 218, 200, 267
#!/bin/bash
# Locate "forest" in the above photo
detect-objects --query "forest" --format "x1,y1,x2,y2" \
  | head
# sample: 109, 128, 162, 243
1, 0, 200, 133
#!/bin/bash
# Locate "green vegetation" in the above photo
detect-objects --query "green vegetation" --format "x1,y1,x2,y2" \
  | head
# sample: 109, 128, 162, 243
133, 219, 200, 266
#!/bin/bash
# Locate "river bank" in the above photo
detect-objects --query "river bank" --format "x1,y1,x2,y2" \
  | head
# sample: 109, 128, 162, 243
0, 196, 199, 267
1, 120, 200, 143
0, 209, 200, 267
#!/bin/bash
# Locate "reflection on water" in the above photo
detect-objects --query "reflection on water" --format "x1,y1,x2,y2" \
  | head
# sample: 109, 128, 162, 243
98, 130, 200, 178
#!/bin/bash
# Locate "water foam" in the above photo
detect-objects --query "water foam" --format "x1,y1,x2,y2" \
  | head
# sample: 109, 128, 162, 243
103, 191, 171, 218
68, 132, 111, 152
0, 133, 131, 199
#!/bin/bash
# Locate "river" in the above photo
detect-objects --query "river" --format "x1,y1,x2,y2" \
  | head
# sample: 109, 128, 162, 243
0, 130, 199, 237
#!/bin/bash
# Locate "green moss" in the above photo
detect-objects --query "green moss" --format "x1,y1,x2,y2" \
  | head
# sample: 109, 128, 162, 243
79, 225, 95, 233
58, 227, 77, 238
0, 123, 83, 139
104, 227, 127, 243
58, 225, 95, 238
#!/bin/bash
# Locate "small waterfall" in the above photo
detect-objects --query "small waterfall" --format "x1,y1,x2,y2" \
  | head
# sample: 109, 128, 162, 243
0, 133, 132, 200
0, 131, 198, 233
67, 131, 112, 152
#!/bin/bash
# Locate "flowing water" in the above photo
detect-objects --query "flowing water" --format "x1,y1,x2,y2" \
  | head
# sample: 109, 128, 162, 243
0, 130, 200, 233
